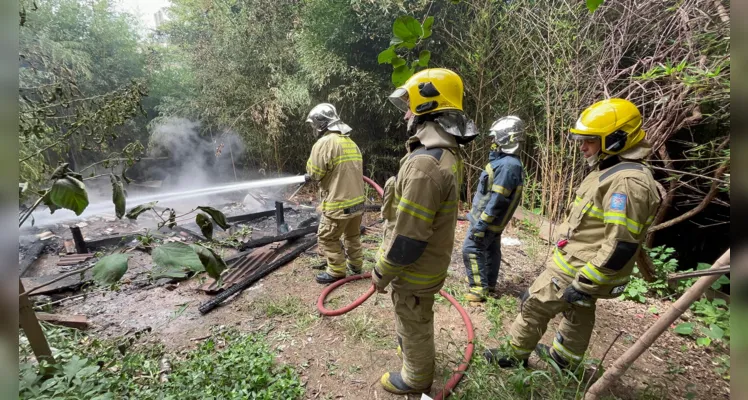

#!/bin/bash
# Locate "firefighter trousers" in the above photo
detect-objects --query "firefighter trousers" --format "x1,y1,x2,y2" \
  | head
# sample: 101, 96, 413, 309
507, 269, 597, 365
392, 290, 435, 390
462, 224, 501, 296
317, 214, 363, 277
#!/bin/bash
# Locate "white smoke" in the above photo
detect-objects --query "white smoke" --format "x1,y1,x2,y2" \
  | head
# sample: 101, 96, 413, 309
147, 117, 246, 188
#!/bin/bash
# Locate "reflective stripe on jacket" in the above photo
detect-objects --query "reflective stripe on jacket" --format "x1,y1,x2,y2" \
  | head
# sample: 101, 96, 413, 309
306, 131, 365, 219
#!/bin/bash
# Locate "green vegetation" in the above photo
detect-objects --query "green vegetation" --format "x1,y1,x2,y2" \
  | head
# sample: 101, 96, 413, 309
19, 324, 305, 399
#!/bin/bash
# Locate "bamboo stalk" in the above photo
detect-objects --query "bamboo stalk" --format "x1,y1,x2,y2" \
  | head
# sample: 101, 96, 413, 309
584, 249, 730, 399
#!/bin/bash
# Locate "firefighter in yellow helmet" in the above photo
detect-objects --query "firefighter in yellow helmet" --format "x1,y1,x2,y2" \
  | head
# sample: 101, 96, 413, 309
484, 98, 661, 370
372, 68, 476, 395
304, 103, 366, 284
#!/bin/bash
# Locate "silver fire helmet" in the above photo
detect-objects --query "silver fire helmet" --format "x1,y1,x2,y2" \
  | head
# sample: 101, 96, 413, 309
305, 103, 352, 135
488, 115, 525, 155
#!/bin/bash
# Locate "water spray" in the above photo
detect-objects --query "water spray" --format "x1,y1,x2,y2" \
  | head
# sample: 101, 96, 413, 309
23, 175, 306, 228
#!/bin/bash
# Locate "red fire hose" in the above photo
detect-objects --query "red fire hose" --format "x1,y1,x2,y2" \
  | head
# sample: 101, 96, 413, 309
315, 177, 475, 400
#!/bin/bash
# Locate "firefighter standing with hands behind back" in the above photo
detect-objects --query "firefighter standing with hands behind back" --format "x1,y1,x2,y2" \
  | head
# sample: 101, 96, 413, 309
484, 98, 661, 370
372, 68, 477, 395
304, 103, 366, 284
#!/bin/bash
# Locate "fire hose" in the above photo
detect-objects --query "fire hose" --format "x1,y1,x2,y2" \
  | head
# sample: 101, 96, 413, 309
315, 177, 475, 400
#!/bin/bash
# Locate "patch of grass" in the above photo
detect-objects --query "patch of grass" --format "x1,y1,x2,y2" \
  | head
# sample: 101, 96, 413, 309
436, 279, 463, 305
485, 296, 519, 337
293, 313, 320, 332
19, 324, 305, 399
450, 342, 587, 399
339, 313, 391, 349
257, 296, 305, 318
360, 234, 382, 245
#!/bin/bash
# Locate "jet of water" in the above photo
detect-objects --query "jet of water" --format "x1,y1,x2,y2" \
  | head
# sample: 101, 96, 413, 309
23, 175, 306, 228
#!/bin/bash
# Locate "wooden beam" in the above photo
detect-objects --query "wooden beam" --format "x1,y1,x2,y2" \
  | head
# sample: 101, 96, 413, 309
36, 313, 90, 330
19, 280, 54, 364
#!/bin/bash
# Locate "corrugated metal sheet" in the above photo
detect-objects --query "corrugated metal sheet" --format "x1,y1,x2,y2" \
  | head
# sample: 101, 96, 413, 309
57, 253, 95, 266
199, 242, 284, 294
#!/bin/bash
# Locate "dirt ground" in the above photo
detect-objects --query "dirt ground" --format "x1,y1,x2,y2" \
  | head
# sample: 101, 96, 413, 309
26, 209, 730, 400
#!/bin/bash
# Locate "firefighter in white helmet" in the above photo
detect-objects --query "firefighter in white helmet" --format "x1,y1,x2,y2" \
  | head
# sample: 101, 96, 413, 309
304, 103, 365, 284
462, 116, 526, 302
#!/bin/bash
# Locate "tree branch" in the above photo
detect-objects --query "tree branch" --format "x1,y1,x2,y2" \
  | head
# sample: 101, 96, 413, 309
649, 155, 729, 233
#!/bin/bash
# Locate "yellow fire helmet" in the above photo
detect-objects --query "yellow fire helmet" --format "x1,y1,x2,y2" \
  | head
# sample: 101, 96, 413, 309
569, 98, 646, 155
388, 68, 464, 116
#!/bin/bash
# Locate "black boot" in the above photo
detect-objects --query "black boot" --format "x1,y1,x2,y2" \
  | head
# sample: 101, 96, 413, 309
315, 272, 344, 284
483, 348, 529, 368
347, 263, 362, 275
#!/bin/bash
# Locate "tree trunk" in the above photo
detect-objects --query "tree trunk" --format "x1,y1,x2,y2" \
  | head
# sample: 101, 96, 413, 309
584, 249, 730, 399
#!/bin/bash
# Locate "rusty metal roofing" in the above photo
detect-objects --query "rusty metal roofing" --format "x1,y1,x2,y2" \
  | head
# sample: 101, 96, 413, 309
199, 242, 284, 294
57, 253, 95, 266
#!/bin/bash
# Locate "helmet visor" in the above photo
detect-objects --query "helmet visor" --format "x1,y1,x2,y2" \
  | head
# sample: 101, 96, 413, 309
388, 88, 410, 113
569, 132, 599, 141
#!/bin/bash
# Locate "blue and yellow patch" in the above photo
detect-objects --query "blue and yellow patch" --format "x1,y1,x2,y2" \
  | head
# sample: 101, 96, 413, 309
610, 193, 627, 211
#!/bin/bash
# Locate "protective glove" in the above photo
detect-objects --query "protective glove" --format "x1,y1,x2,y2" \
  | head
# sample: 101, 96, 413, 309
371, 268, 388, 294
304, 173, 312, 183
562, 285, 593, 307
469, 222, 488, 242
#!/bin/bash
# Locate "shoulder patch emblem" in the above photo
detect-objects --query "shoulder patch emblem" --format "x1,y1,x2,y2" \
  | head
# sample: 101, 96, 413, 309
610, 193, 627, 211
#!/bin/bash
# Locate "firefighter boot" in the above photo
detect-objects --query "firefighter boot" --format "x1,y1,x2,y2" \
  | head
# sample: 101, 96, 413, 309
483, 348, 529, 368
380, 372, 431, 395
315, 271, 344, 284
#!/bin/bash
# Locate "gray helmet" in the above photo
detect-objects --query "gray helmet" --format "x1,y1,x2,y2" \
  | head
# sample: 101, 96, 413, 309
489, 115, 525, 155
305, 103, 352, 135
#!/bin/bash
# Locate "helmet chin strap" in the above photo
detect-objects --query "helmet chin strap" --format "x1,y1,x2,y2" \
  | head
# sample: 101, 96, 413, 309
585, 150, 604, 167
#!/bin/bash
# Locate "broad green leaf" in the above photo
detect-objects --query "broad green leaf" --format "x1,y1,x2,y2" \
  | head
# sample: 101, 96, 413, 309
390, 37, 404, 46
703, 324, 724, 339
126, 201, 158, 220
152, 242, 204, 274
399, 40, 417, 50
673, 322, 694, 335
696, 336, 711, 347
421, 16, 434, 39
696, 262, 712, 270
712, 298, 727, 307
392, 16, 422, 42
49, 177, 89, 215
586, 0, 604, 12
391, 56, 406, 68
712, 275, 729, 290
76, 365, 100, 379
392, 65, 414, 86
39, 377, 58, 392
110, 174, 126, 219
196, 212, 214, 240
150, 266, 188, 279
92, 254, 129, 285
63, 355, 87, 380
377, 46, 396, 64
417, 50, 431, 67
41, 190, 60, 214
190, 244, 227, 280
197, 206, 230, 230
